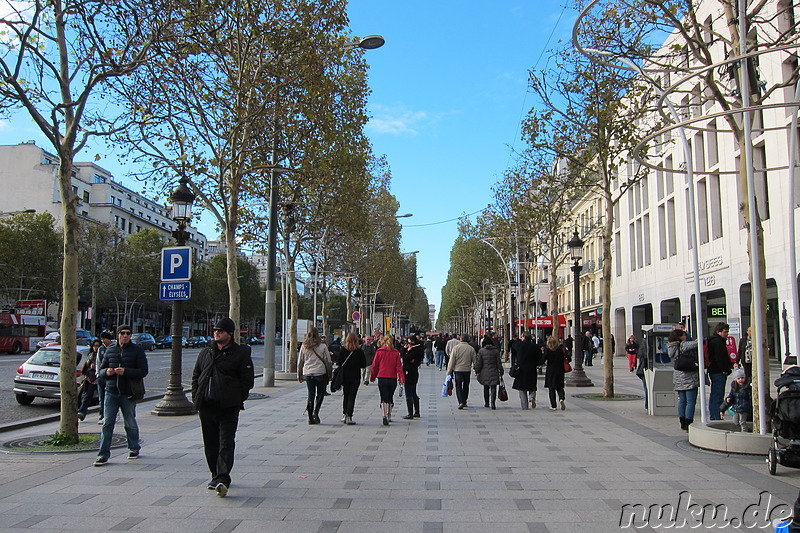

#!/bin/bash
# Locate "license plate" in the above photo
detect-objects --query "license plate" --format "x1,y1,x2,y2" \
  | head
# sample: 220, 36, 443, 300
31, 373, 56, 380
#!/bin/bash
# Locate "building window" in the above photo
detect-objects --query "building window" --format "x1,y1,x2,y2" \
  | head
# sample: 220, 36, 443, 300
83, 191, 90, 203
93, 174, 106, 183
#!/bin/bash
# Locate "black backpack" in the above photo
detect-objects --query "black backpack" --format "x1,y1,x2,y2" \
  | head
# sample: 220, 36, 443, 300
673, 345, 698, 372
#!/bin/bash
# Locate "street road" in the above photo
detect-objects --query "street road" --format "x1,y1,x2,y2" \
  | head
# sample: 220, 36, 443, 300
0, 344, 275, 426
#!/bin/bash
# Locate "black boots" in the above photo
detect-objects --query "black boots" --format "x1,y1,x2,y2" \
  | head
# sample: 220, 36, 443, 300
679, 416, 687, 431
313, 397, 323, 424
307, 402, 316, 425
413, 398, 421, 418
685, 418, 693, 430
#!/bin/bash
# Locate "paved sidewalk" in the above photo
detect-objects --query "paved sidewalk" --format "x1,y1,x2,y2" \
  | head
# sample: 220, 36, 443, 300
1, 357, 799, 532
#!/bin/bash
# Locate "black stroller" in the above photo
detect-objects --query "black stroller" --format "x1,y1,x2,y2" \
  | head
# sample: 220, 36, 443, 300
768, 367, 800, 475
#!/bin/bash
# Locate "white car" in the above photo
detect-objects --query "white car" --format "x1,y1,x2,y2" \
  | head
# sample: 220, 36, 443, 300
13, 345, 90, 405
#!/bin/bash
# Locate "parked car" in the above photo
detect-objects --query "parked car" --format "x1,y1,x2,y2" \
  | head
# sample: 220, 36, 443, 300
131, 333, 155, 351
14, 345, 90, 405
36, 329, 93, 350
184, 336, 209, 348
154, 335, 185, 349
248, 335, 264, 345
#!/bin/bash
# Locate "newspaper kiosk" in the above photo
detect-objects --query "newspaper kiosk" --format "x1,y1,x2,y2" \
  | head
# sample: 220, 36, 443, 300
643, 323, 680, 416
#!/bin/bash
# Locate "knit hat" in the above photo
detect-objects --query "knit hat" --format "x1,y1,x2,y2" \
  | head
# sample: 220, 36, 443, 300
213, 317, 236, 335
732, 368, 746, 380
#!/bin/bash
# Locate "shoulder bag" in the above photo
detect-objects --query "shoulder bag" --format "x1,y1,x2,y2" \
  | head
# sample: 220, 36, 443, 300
310, 345, 332, 383
330, 351, 353, 393
498, 377, 509, 402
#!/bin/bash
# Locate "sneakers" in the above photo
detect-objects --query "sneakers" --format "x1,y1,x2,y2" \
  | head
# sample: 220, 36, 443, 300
402, 414, 414, 420
550, 407, 557, 411
93, 456, 108, 467
207, 481, 216, 490
345, 416, 355, 425
97, 418, 104, 425
530, 399, 537, 409
341, 415, 347, 423
560, 399, 566, 411
77, 412, 85, 421
215, 482, 228, 497
127, 450, 139, 460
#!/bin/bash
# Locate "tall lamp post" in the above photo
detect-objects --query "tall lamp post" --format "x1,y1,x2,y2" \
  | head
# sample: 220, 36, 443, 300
153, 177, 197, 415
565, 230, 593, 387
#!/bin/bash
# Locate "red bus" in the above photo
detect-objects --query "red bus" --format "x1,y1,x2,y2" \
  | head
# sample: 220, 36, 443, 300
0, 300, 47, 354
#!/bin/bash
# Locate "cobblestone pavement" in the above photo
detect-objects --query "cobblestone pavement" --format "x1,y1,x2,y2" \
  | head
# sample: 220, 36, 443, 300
0, 356, 798, 532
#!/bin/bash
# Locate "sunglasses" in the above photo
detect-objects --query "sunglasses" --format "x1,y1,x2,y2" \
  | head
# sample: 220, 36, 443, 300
119, 331, 132, 335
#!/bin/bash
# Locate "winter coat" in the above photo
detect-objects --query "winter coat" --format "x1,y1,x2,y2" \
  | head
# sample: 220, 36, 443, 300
512, 338, 540, 392
192, 341, 254, 410
726, 381, 753, 416
669, 340, 700, 391
474, 344, 503, 386
402, 343, 424, 383
298, 343, 332, 379
98, 341, 149, 397
361, 342, 376, 366
542, 346, 567, 390
447, 341, 476, 373
370, 346, 404, 382
335, 348, 367, 385
707, 333, 732, 374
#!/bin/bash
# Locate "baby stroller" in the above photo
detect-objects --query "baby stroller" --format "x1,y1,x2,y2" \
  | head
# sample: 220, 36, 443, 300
768, 367, 800, 475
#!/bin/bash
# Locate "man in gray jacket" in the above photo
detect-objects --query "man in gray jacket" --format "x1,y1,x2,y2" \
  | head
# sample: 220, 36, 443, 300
447, 334, 477, 409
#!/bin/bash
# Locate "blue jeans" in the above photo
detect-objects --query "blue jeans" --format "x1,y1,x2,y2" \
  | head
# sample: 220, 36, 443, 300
435, 351, 445, 370
708, 372, 727, 420
97, 390, 140, 459
304, 375, 327, 404
677, 388, 698, 419
584, 350, 592, 366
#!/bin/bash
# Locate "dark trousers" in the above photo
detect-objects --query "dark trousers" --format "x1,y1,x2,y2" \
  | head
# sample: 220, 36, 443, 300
305, 374, 327, 404
548, 388, 565, 408
453, 371, 470, 405
199, 406, 241, 488
341, 379, 360, 416
404, 375, 419, 400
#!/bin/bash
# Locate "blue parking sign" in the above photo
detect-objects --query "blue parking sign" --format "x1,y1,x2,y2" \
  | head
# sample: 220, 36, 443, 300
161, 246, 192, 281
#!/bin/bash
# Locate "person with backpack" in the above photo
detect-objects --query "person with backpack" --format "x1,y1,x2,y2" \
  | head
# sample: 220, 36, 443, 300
669, 328, 699, 431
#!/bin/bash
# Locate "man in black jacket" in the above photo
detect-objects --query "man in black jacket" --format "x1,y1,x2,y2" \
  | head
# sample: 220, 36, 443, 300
707, 322, 732, 421
192, 318, 254, 497
94, 325, 149, 466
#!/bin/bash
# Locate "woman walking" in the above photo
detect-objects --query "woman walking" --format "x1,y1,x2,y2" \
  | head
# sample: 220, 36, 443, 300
541, 336, 567, 411
402, 336, 424, 419
511, 332, 541, 409
297, 327, 332, 425
669, 329, 700, 430
370, 335, 404, 425
625, 335, 639, 372
336, 333, 367, 425
474, 335, 503, 409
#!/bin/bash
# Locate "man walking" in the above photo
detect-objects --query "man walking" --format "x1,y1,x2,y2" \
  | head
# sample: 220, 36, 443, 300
707, 322, 732, 421
94, 325, 148, 466
361, 335, 376, 385
447, 334, 477, 409
192, 318, 255, 497
434, 335, 447, 370
96, 330, 114, 425
583, 331, 594, 366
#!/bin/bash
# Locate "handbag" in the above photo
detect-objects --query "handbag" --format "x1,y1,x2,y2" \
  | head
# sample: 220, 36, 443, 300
563, 358, 573, 373
498, 378, 508, 402
508, 364, 519, 378
330, 351, 353, 393
445, 374, 453, 396
128, 377, 145, 401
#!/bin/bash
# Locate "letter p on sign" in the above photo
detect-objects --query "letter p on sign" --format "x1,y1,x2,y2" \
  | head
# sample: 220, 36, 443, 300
161, 246, 192, 281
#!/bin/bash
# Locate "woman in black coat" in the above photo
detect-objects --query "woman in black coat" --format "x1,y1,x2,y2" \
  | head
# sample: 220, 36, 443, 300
401, 336, 424, 419
336, 332, 367, 425
475, 335, 504, 409
541, 335, 567, 411
512, 333, 541, 409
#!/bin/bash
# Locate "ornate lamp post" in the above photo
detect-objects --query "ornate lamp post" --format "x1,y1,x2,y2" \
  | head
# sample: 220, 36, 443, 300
565, 230, 593, 387
153, 177, 197, 415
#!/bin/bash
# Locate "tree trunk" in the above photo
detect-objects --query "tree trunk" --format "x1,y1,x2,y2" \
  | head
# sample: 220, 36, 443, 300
224, 225, 241, 337
57, 157, 80, 443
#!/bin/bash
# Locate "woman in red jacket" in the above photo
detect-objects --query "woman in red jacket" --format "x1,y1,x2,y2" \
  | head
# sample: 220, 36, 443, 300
370, 335, 405, 426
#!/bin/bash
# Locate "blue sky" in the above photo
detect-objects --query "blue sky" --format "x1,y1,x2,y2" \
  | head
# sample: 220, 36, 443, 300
0, 1, 574, 323
346, 1, 573, 321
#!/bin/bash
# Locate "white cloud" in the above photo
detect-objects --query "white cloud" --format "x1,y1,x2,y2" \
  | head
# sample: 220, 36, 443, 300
367, 104, 429, 136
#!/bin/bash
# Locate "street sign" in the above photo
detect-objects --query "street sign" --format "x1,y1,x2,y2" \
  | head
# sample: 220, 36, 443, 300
352, 311, 361, 321
160, 281, 191, 300
161, 246, 192, 281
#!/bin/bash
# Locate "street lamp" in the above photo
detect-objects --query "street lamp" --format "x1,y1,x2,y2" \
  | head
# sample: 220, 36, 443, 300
263, 36, 385, 386
565, 230, 593, 387
152, 177, 197, 415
